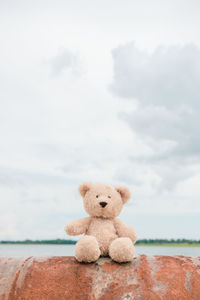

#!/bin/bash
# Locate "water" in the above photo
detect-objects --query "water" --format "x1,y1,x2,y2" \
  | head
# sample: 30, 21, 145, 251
0, 244, 199, 257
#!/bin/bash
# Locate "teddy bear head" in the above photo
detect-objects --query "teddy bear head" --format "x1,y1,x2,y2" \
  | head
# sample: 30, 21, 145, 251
79, 182, 131, 219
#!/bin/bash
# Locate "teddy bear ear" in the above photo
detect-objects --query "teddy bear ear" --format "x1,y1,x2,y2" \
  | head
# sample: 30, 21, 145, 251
115, 186, 131, 204
79, 182, 92, 197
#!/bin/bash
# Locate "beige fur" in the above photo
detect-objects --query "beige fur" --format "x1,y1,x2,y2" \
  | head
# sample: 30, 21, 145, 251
65, 183, 137, 263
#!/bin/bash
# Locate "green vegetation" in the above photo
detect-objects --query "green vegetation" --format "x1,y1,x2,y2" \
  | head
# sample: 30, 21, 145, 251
135, 239, 200, 246
0, 238, 200, 246
0, 239, 76, 245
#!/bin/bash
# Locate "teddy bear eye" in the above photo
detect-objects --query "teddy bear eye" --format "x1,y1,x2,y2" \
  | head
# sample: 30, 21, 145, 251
108, 195, 111, 198
96, 195, 99, 198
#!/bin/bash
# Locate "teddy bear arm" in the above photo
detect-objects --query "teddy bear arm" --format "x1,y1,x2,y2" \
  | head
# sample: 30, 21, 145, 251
114, 219, 137, 244
65, 217, 91, 236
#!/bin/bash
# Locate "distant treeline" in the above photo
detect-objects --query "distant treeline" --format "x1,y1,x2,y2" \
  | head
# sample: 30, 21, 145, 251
0, 239, 76, 245
135, 239, 200, 245
0, 238, 200, 245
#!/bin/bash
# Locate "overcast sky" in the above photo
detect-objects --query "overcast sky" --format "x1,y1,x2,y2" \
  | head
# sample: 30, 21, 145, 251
0, 0, 200, 240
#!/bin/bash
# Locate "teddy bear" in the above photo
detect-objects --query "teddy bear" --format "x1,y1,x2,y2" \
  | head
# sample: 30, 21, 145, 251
65, 182, 137, 263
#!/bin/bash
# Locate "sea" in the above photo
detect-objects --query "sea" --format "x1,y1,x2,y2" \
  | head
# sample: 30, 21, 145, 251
0, 244, 199, 257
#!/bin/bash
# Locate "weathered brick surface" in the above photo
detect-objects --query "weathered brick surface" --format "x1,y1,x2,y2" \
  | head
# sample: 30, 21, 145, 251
0, 255, 200, 299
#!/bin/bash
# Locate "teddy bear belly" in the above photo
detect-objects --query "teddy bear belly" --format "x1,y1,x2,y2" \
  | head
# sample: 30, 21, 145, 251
98, 234, 118, 255
87, 230, 118, 255
86, 219, 118, 255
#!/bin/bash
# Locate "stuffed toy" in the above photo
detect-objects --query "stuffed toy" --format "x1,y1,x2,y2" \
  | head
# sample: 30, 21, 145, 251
65, 182, 137, 263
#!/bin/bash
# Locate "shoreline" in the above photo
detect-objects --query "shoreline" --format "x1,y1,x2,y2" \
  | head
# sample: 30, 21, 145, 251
136, 243, 200, 247
1, 242, 200, 247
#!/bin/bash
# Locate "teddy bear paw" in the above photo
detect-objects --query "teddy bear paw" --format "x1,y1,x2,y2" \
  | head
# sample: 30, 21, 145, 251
109, 237, 135, 263
75, 235, 100, 263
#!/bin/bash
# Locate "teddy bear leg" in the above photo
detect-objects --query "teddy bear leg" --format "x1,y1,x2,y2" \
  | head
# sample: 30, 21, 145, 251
75, 235, 100, 263
109, 237, 135, 263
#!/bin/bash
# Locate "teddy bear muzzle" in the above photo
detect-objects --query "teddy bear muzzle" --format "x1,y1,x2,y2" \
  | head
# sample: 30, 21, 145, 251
99, 201, 107, 208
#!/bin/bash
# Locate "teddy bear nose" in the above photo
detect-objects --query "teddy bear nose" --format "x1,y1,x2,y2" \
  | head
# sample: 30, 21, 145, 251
99, 201, 107, 208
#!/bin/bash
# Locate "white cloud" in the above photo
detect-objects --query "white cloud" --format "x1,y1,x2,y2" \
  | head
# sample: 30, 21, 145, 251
111, 43, 200, 109
111, 42, 200, 190
47, 48, 83, 77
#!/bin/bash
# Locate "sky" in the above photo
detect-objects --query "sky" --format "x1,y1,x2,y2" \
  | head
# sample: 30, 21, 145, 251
0, 0, 200, 240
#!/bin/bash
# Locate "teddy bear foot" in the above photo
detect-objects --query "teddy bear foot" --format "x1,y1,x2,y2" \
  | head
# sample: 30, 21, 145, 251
75, 235, 100, 263
109, 237, 135, 263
